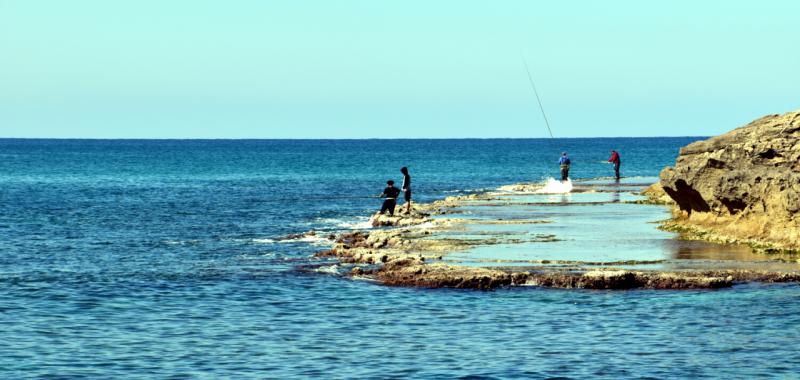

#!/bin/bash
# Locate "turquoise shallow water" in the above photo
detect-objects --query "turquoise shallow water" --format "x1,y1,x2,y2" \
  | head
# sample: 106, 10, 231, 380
439, 178, 791, 268
1, 138, 799, 379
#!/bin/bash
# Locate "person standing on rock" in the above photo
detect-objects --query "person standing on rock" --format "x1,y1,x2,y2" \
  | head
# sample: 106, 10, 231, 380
401, 166, 412, 214
608, 150, 621, 179
558, 152, 571, 181
378, 180, 401, 216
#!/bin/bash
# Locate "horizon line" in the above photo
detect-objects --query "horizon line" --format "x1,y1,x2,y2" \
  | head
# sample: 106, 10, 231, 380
0, 136, 707, 141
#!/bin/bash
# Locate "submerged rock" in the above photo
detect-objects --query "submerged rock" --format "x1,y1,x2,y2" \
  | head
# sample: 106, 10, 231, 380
278, 230, 318, 241
660, 110, 800, 251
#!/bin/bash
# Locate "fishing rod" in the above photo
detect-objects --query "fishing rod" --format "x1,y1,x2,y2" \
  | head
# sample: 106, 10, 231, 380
522, 58, 554, 139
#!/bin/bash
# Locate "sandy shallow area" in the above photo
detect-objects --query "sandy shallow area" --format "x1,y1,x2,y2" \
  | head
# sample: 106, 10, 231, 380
305, 177, 800, 290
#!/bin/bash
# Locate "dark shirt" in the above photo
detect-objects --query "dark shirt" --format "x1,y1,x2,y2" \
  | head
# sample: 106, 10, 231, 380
558, 156, 571, 165
402, 174, 411, 191
381, 186, 401, 199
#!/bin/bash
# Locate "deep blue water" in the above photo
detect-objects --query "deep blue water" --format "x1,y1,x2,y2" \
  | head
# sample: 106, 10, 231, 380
1, 138, 799, 379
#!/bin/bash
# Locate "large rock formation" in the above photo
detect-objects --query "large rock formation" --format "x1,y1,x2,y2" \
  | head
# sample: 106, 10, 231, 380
660, 110, 800, 250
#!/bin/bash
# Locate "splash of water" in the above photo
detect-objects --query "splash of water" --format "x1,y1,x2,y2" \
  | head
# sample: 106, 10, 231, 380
534, 178, 573, 194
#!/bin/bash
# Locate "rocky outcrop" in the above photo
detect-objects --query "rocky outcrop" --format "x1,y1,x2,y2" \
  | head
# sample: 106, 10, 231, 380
660, 110, 800, 251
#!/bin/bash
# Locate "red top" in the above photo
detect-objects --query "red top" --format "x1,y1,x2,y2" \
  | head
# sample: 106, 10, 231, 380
608, 151, 620, 163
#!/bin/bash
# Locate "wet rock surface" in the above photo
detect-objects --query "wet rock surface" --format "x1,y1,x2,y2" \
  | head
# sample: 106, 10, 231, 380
310, 179, 800, 290
660, 110, 800, 251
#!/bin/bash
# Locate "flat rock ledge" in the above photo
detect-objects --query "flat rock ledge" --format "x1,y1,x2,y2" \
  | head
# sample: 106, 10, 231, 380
376, 265, 800, 290
313, 194, 800, 290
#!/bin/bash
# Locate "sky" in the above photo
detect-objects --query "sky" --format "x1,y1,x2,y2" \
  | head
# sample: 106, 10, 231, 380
1, 0, 798, 138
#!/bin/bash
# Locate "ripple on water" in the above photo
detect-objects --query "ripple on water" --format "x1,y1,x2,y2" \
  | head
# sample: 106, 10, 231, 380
2, 139, 799, 378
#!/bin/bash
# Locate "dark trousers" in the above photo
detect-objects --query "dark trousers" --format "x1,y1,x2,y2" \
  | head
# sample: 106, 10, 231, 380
560, 165, 570, 181
613, 162, 620, 179
380, 199, 397, 215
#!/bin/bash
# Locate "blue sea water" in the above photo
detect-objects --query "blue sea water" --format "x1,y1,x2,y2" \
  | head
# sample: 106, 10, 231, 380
1, 138, 799, 379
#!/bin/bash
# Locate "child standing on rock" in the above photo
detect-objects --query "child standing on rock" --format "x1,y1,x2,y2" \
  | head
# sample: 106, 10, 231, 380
401, 167, 412, 214
378, 180, 401, 216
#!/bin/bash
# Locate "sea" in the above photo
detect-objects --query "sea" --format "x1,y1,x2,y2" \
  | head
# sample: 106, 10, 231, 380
1, 138, 798, 379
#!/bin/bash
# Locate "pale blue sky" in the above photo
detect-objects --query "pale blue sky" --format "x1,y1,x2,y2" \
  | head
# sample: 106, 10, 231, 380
1, 0, 798, 138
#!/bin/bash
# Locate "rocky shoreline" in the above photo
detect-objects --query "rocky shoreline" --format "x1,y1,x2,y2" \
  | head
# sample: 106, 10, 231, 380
306, 178, 800, 290
303, 109, 800, 290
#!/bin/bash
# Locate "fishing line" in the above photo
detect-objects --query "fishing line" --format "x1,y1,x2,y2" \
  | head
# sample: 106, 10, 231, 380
522, 58, 554, 139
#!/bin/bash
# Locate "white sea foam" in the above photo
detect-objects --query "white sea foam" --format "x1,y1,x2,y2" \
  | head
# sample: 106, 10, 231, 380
350, 275, 378, 282
312, 264, 340, 274
408, 221, 436, 229
278, 235, 333, 246
162, 239, 201, 245
317, 216, 373, 230
534, 178, 573, 194
337, 219, 373, 230
251, 238, 276, 244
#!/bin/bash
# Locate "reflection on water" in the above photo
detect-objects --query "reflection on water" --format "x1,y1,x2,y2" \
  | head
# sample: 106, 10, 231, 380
611, 190, 621, 203
541, 193, 572, 204
445, 178, 800, 271
669, 240, 759, 261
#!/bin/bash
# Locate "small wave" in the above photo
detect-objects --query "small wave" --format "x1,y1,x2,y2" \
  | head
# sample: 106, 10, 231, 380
278, 235, 333, 246
312, 264, 341, 275
161, 239, 201, 245
350, 275, 378, 282
251, 238, 276, 244
534, 178, 573, 194
317, 217, 373, 230
235, 252, 276, 259
337, 220, 373, 230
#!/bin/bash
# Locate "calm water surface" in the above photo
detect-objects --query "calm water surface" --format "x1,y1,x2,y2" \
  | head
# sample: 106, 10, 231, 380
1, 138, 798, 379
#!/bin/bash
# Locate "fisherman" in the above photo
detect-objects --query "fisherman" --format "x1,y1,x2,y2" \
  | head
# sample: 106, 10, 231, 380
558, 152, 571, 181
608, 150, 621, 179
400, 167, 412, 214
378, 180, 401, 216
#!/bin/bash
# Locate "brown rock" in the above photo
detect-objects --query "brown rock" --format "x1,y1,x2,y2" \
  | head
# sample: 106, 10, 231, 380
660, 110, 800, 250
640, 183, 675, 205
